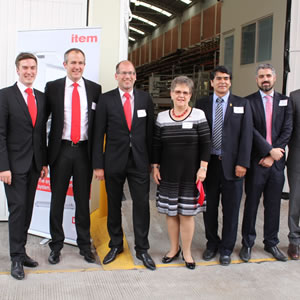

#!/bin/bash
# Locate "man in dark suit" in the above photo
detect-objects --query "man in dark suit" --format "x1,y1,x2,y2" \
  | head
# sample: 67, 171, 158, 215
45, 48, 101, 264
239, 63, 292, 262
286, 89, 300, 260
195, 66, 253, 266
0, 52, 48, 280
93, 60, 156, 270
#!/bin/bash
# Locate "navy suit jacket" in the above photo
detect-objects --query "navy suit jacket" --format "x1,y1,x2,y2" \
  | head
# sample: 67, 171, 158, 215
196, 94, 253, 181
45, 77, 101, 166
92, 88, 154, 174
246, 91, 293, 170
0, 83, 47, 173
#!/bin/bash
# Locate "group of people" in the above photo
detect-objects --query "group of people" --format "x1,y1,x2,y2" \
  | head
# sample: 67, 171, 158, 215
0, 48, 299, 280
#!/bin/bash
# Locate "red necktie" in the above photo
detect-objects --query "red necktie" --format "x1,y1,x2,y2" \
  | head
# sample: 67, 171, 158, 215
71, 82, 81, 144
25, 88, 37, 127
265, 95, 273, 145
124, 92, 132, 131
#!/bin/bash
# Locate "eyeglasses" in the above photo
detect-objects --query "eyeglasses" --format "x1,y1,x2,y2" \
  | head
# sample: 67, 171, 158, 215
173, 90, 191, 96
117, 71, 136, 76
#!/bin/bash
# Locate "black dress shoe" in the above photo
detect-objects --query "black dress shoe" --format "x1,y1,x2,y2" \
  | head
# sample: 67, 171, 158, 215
264, 246, 287, 261
182, 253, 196, 270
219, 254, 231, 266
287, 243, 299, 260
202, 248, 218, 261
136, 252, 156, 270
11, 261, 25, 280
80, 249, 96, 263
23, 254, 39, 268
103, 247, 123, 264
162, 246, 181, 263
48, 250, 61, 264
239, 246, 251, 262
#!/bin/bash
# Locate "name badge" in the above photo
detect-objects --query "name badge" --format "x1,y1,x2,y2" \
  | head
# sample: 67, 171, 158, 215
137, 109, 147, 117
233, 106, 244, 114
279, 99, 288, 106
182, 122, 193, 129
91, 102, 96, 110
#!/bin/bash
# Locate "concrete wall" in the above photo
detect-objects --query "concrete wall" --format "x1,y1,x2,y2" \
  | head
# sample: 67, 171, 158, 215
219, 0, 287, 96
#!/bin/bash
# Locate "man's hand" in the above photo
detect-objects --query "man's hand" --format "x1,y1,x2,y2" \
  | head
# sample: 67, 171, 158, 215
259, 156, 274, 168
94, 169, 105, 181
269, 148, 285, 161
0, 170, 12, 185
235, 165, 247, 177
40, 166, 48, 179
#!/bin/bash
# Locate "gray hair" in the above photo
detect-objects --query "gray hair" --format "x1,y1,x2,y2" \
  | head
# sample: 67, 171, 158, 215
256, 63, 276, 76
64, 48, 86, 64
170, 76, 194, 94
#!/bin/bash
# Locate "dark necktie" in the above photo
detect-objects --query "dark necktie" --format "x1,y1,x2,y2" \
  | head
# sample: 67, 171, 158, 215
123, 92, 132, 131
212, 98, 224, 150
25, 88, 37, 127
71, 82, 81, 144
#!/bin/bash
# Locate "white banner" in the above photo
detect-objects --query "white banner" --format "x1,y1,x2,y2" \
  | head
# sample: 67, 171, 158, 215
17, 27, 101, 245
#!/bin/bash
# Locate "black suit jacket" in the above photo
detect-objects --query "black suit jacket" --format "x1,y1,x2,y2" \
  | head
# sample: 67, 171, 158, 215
92, 88, 154, 174
246, 91, 293, 170
196, 94, 253, 180
0, 83, 47, 173
45, 77, 101, 165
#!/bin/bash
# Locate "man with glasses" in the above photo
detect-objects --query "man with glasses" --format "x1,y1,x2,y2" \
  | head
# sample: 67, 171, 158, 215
93, 60, 156, 270
195, 65, 253, 266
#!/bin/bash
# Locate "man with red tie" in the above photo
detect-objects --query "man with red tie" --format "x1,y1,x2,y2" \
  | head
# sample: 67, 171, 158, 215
93, 60, 156, 270
45, 48, 101, 265
239, 64, 293, 262
0, 52, 48, 280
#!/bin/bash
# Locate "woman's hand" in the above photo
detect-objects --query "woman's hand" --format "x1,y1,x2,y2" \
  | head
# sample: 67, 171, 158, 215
196, 167, 207, 183
152, 165, 161, 185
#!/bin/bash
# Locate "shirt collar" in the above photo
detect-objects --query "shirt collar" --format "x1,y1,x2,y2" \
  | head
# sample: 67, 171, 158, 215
66, 76, 84, 88
259, 90, 274, 99
119, 88, 134, 99
213, 91, 230, 104
17, 81, 34, 93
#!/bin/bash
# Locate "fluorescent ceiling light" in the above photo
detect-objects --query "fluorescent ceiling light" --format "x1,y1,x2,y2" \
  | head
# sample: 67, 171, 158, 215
132, 14, 157, 27
129, 26, 145, 35
131, 0, 172, 17
129, 37, 136, 41
180, 0, 192, 4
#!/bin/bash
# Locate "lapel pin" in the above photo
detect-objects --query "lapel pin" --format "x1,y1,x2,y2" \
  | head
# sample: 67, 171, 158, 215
230, 103, 232, 107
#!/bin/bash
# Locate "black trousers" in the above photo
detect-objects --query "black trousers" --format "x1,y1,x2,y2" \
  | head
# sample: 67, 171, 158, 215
204, 155, 243, 256
5, 161, 40, 261
105, 152, 150, 253
242, 162, 284, 248
49, 141, 92, 252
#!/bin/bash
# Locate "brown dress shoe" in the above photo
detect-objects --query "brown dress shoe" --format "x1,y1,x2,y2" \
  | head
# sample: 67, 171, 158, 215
287, 243, 299, 260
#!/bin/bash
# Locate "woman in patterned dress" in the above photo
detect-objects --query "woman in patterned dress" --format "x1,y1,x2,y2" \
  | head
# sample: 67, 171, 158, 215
152, 76, 211, 269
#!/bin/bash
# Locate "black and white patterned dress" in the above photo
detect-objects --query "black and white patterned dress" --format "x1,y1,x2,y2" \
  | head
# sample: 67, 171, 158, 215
152, 108, 211, 216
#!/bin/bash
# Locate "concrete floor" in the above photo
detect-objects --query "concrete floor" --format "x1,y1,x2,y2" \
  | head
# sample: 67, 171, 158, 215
0, 179, 300, 300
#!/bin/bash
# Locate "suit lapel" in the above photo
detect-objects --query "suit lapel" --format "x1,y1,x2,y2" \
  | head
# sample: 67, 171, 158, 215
132, 89, 139, 129
34, 89, 42, 126
224, 94, 234, 124
83, 78, 93, 123
13, 83, 32, 125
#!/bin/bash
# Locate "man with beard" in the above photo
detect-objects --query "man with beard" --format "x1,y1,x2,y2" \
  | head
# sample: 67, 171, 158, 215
239, 64, 293, 262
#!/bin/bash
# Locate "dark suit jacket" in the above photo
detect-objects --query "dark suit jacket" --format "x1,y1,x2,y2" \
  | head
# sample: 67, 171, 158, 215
0, 83, 47, 173
287, 89, 300, 171
92, 88, 154, 174
45, 77, 102, 166
246, 91, 293, 170
195, 94, 253, 181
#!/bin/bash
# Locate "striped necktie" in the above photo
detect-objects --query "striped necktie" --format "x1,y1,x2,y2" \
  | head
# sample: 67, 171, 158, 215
212, 98, 224, 150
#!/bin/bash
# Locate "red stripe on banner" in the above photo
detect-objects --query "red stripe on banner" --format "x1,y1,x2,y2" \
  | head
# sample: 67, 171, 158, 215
36, 177, 74, 196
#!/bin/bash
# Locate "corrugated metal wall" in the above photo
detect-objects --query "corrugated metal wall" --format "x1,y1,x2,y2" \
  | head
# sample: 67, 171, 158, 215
0, 0, 87, 88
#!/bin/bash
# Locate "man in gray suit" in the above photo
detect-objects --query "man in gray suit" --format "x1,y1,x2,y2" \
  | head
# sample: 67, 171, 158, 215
287, 89, 300, 260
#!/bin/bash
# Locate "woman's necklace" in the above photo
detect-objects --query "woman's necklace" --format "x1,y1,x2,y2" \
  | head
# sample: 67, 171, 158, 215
172, 107, 189, 118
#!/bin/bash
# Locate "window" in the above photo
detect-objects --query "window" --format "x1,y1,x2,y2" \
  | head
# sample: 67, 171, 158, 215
224, 35, 234, 72
241, 16, 273, 65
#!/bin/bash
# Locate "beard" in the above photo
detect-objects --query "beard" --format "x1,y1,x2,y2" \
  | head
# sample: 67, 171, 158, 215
258, 81, 274, 92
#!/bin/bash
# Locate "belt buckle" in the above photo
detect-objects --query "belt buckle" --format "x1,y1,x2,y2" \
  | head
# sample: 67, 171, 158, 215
71, 141, 79, 147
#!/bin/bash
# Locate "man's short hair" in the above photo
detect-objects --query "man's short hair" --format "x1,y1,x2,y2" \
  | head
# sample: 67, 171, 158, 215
115, 60, 136, 73
256, 63, 276, 76
15, 52, 37, 68
170, 76, 194, 94
210, 66, 232, 81
64, 48, 86, 63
